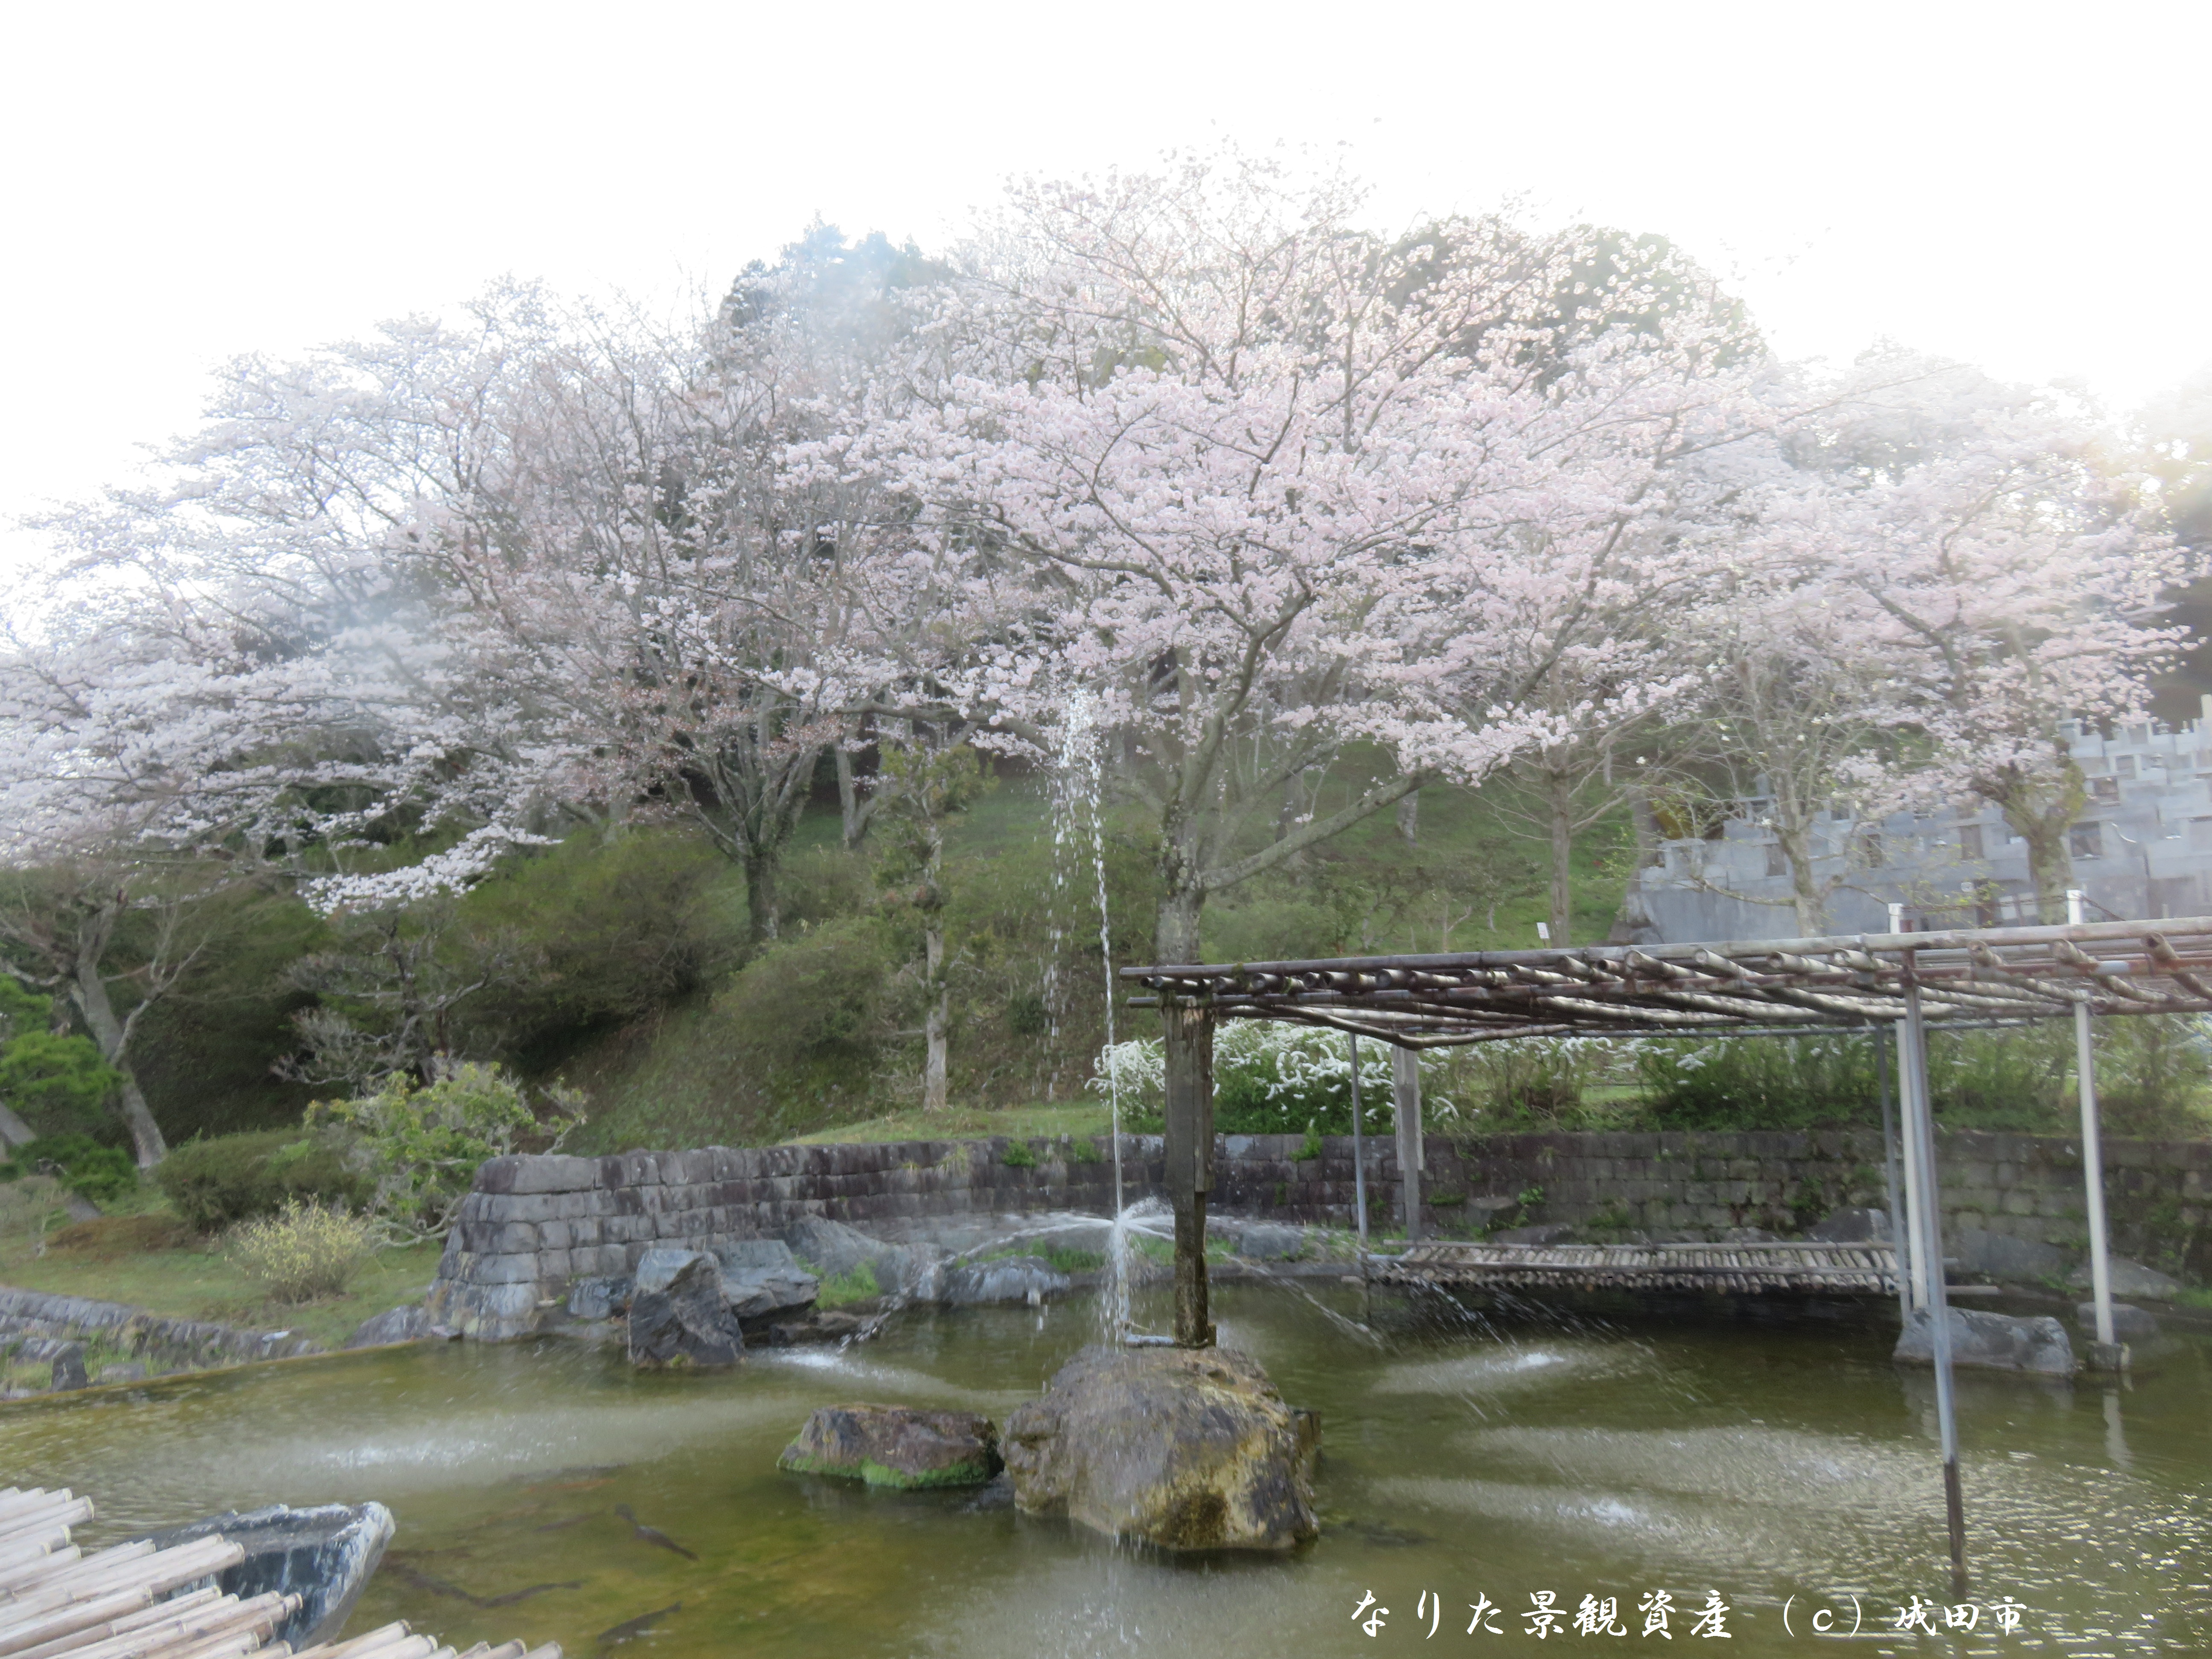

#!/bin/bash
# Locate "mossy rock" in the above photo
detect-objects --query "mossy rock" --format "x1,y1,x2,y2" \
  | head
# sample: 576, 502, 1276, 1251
778, 1404, 1001, 1489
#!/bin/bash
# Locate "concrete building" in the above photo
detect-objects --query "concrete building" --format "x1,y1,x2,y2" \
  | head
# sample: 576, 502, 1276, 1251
1633, 697, 2212, 942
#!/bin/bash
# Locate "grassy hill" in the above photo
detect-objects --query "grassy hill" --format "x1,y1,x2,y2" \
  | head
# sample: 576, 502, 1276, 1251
559, 758, 1633, 1152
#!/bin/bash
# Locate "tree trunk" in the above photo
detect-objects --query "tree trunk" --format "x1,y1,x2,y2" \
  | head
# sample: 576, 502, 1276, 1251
922, 923, 948, 1112
742, 849, 782, 947
1994, 768, 2081, 922
1607, 786, 1662, 944
1395, 788, 1419, 844
0, 1103, 35, 1150
836, 746, 870, 850
1156, 883, 1215, 1348
67, 960, 167, 1168
1775, 821, 1826, 936
1547, 773, 1574, 944
2019, 820, 2075, 923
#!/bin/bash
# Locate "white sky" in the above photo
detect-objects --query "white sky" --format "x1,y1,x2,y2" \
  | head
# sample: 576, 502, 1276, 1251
4, 1, 2205, 573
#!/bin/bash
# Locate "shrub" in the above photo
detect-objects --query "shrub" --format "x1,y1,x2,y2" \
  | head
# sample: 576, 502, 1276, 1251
309, 1062, 579, 1239
157, 1129, 367, 1231
0, 1135, 138, 1205
1001, 1140, 1037, 1167
1089, 1025, 1394, 1135
225, 1200, 378, 1301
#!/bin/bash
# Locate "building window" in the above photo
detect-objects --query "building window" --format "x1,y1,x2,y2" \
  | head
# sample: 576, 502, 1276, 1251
2113, 754, 2137, 779
1764, 842, 1787, 878
2069, 822, 2104, 859
1855, 831, 1885, 869
2191, 817, 2212, 851
1958, 823, 1985, 861
2090, 776, 2121, 802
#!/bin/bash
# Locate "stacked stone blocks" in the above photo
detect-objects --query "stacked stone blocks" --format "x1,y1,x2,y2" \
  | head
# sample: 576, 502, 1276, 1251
426, 1128, 2212, 1338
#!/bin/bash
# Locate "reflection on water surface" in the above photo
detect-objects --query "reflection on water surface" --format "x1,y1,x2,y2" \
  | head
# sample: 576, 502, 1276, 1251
0, 1283, 2204, 1656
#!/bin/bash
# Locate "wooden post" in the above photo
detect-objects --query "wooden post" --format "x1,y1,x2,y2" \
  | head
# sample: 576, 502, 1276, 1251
1162, 992, 1216, 1348
1349, 1033, 1368, 1256
1393, 1045, 1423, 1243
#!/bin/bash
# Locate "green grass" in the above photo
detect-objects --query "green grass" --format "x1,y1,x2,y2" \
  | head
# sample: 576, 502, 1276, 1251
0, 1180, 445, 1351
807, 1260, 881, 1308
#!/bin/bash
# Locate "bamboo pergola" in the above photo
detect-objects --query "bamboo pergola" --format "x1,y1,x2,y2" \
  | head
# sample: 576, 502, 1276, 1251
1125, 909, 2211, 1596
1124, 914, 2212, 1040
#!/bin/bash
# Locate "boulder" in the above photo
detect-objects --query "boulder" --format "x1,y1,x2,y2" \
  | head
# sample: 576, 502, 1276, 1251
1894, 1307, 2074, 1376
48, 1343, 86, 1391
1720, 1226, 1781, 1243
937, 1255, 1071, 1306
2077, 1301, 2162, 1342
1001, 1345, 1318, 1552
1491, 1223, 1578, 1246
716, 1240, 821, 1324
566, 1275, 633, 1321
2067, 1256, 2183, 1302
96, 1362, 148, 1385
1950, 1228, 2068, 1284
1233, 1223, 1306, 1261
137, 1502, 394, 1650
627, 1253, 743, 1368
780, 1217, 916, 1295
778, 1404, 1001, 1488
634, 1248, 714, 1293
1808, 1207, 1891, 1244
343, 1305, 434, 1349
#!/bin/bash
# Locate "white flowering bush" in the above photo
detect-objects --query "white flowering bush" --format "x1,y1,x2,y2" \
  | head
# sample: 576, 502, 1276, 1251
1092, 1025, 1626, 1132
1090, 1022, 1395, 1133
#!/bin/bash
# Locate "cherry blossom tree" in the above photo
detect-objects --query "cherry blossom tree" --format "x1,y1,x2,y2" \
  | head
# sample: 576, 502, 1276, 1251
1761, 357, 2187, 918
880, 153, 1770, 1337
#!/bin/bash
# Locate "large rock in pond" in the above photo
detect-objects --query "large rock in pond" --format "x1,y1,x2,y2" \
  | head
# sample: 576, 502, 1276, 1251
136, 1502, 395, 1650
936, 1255, 1071, 1306
2067, 1255, 2183, 1301
779, 1404, 1001, 1488
1894, 1307, 2074, 1376
716, 1240, 821, 1323
1001, 1345, 1318, 1552
1950, 1227, 2069, 1283
628, 1252, 743, 1368
2078, 1301, 2163, 1342
1808, 1207, 1891, 1244
780, 1217, 917, 1297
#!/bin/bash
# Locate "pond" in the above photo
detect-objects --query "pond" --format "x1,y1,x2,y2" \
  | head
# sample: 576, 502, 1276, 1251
0, 1284, 2204, 1656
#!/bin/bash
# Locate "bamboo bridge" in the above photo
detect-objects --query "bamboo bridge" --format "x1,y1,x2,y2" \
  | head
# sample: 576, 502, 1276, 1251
1378, 1238, 1898, 1297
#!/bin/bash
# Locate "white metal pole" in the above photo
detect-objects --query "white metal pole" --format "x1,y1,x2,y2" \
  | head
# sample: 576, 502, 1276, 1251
1903, 964, 1969, 1594
1393, 1044, 1423, 1243
1874, 1024, 1913, 1319
1349, 1033, 1368, 1257
1891, 904, 1931, 1310
2067, 889, 2119, 1354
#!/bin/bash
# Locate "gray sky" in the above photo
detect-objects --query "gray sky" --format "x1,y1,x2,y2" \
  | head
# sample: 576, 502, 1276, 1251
4, 0, 2203, 572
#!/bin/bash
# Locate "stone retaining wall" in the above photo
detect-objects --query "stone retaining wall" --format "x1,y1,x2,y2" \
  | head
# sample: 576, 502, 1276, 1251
0, 1287, 324, 1373
426, 1130, 2212, 1338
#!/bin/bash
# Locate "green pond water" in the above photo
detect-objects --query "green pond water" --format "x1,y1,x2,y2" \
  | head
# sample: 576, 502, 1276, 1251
1, 1283, 2206, 1656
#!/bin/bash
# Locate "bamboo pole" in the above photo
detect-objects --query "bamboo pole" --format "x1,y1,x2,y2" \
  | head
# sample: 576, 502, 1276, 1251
289, 1625, 409, 1659
9, 1591, 222, 1659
